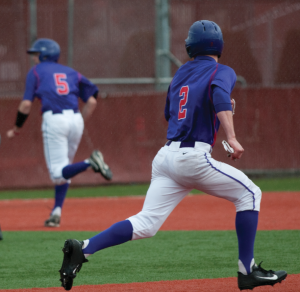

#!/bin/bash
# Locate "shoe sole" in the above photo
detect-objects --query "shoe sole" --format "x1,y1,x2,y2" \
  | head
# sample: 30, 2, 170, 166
60, 240, 76, 291
91, 151, 112, 180
44, 222, 60, 227
239, 273, 287, 290
59, 239, 86, 291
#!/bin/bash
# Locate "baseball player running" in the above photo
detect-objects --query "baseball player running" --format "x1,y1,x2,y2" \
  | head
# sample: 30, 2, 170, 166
7, 38, 112, 228
58, 22, 287, 291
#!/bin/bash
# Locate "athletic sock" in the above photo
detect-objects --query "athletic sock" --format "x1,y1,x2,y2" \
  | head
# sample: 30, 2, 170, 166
52, 206, 61, 216
62, 161, 90, 180
82, 220, 133, 255
235, 210, 259, 275
52, 183, 69, 214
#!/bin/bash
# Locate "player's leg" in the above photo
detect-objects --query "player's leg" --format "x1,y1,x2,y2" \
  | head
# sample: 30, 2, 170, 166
81, 145, 191, 253
81, 177, 191, 256
59, 178, 190, 291
61, 112, 112, 180
192, 154, 260, 273
192, 153, 286, 289
59, 146, 191, 290
44, 182, 70, 227
60, 112, 91, 180
42, 113, 72, 226
42, 112, 87, 226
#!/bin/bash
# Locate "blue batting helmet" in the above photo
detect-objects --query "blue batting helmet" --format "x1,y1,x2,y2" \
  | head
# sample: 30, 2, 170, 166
185, 20, 224, 58
27, 38, 60, 62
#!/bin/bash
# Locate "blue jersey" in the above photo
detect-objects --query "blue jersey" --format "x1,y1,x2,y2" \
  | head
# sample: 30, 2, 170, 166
23, 61, 98, 113
165, 56, 236, 147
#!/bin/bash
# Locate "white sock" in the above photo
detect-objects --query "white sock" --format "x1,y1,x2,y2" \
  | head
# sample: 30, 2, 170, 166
238, 258, 255, 275
82, 239, 91, 258
51, 207, 61, 216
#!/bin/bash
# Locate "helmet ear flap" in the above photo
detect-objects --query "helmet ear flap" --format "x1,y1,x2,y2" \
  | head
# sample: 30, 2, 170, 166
186, 46, 192, 58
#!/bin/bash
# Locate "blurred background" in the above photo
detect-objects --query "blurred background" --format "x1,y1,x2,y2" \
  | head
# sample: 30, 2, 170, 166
0, 0, 299, 189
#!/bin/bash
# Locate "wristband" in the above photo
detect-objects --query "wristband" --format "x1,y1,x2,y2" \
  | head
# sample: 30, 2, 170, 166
15, 111, 29, 128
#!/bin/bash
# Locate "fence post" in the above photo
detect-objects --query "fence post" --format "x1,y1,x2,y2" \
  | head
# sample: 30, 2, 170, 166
68, 0, 74, 67
155, 0, 171, 91
29, 0, 37, 46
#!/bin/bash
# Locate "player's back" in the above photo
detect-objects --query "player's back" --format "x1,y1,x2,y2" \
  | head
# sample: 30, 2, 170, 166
166, 56, 235, 146
29, 61, 81, 113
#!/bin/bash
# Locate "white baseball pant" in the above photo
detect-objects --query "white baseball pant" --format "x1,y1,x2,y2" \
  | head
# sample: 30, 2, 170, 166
42, 110, 84, 185
128, 141, 262, 240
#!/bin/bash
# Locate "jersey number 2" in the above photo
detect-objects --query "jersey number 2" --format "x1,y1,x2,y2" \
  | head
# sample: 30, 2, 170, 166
54, 73, 70, 95
178, 85, 189, 120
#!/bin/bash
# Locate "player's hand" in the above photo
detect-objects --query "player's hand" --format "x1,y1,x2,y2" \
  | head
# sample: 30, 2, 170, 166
227, 137, 244, 160
231, 99, 236, 115
6, 127, 20, 139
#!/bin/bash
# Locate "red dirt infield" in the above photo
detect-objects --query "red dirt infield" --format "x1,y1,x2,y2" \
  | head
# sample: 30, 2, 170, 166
0, 192, 299, 231
0, 275, 299, 292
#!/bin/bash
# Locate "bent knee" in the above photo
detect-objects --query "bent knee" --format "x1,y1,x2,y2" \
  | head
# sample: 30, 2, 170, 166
50, 177, 70, 185
128, 213, 161, 240
254, 187, 262, 210
49, 166, 69, 185
133, 226, 159, 240
235, 184, 262, 212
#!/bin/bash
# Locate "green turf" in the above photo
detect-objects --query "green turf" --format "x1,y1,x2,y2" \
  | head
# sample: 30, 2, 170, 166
0, 184, 150, 200
0, 230, 298, 289
0, 176, 299, 200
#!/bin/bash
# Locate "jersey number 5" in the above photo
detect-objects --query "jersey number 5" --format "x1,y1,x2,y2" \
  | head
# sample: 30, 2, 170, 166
178, 85, 189, 120
54, 73, 70, 95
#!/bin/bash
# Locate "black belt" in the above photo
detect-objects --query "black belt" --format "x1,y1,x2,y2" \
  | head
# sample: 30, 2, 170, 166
45, 109, 79, 114
166, 140, 196, 148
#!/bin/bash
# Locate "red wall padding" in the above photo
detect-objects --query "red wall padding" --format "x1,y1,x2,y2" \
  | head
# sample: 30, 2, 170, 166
0, 88, 299, 189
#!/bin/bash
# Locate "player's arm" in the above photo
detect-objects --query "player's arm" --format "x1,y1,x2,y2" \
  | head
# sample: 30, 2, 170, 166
7, 100, 32, 138
217, 110, 244, 160
7, 69, 36, 138
212, 85, 244, 160
77, 74, 98, 121
81, 96, 97, 121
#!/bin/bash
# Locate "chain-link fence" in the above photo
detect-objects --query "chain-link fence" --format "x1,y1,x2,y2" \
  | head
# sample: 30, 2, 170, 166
0, 0, 300, 96
0, 0, 300, 188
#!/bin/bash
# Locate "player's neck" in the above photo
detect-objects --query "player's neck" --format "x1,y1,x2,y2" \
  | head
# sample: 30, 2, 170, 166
205, 55, 218, 62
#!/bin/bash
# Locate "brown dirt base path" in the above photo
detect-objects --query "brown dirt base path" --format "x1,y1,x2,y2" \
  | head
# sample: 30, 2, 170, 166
0, 275, 299, 292
0, 192, 299, 231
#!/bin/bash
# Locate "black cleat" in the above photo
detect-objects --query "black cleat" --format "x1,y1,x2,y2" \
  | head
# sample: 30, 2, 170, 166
89, 150, 113, 180
44, 214, 60, 227
59, 239, 88, 291
238, 262, 287, 290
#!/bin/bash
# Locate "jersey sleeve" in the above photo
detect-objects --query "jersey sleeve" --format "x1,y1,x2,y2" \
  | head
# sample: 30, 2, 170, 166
23, 68, 37, 101
211, 65, 237, 94
78, 73, 99, 102
212, 85, 232, 113
164, 85, 171, 121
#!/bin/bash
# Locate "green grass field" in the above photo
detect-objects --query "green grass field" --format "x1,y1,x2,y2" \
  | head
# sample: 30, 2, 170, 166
0, 230, 299, 289
0, 176, 299, 200
0, 177, 299, 290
